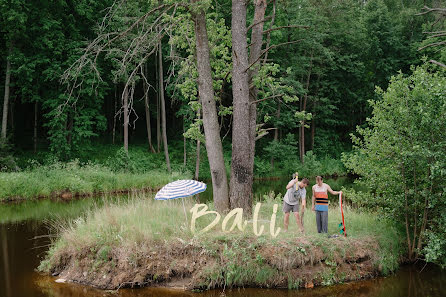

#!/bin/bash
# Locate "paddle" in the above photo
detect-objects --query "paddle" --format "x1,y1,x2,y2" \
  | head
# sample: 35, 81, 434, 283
338, 192, 347, 237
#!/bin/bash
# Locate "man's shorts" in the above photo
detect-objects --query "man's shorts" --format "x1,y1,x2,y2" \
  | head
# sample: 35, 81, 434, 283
283, 201, 299, 213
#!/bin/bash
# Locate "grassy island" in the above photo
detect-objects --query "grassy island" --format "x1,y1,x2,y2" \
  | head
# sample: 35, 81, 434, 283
39, 193, 404, 290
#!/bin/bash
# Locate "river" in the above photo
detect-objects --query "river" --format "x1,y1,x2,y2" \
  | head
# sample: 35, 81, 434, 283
1, 178, 445, 297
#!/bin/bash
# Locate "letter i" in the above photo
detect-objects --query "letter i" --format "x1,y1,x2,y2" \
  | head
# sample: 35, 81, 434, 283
270, 204, 281, 238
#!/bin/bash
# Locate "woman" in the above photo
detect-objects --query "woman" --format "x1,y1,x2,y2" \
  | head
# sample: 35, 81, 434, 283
311, 176, 342, 233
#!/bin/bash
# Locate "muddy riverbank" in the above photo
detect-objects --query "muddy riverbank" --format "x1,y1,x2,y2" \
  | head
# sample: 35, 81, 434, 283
42, 234, 388, 290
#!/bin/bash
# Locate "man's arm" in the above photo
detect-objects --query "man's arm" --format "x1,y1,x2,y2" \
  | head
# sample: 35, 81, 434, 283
286, 179, 297, 190
327, 185, 341, 195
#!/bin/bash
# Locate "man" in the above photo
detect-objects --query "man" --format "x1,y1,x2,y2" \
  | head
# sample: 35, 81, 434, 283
311, 176, 342, 233
283, 174, 309, 232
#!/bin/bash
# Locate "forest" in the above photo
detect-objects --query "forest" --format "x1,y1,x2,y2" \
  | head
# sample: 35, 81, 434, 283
1, 0, 446, 269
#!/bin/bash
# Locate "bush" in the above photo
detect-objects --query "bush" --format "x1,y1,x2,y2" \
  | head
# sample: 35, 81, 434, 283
0, 138, 18, 172
343, 64, 446, 264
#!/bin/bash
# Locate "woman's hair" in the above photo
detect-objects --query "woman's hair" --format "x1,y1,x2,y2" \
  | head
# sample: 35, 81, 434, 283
316, 176, 323, 182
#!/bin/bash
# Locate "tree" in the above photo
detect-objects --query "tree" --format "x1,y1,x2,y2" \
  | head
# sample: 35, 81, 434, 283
1, 45, 11, 139
158, 38, 171, 172
0, 0, 27, 139
229, 0, 253, 212
344, 64, 446, 264
191, 0, 230, 211
417, 5, 446, 69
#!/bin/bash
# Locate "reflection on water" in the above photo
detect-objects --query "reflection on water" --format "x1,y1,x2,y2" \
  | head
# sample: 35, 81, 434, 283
0, 179, 445, 297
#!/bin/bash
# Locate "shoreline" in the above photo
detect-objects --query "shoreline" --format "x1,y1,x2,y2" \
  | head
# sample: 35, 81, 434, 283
0, 187, 159, 204
37, 197, 402, 292
41, 235, 388, 291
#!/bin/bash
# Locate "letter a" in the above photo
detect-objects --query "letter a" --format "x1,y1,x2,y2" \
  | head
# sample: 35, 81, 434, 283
222, 208, 247, 232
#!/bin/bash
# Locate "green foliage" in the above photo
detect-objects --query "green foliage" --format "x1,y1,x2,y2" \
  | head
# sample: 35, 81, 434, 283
263, 133, 299, 165
262, 134, 346, 177
0, 138, 18, 172
344, 64, 446, 265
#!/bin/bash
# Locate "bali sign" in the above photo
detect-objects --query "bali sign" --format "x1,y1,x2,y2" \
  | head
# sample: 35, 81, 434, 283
189, 203, 281, 238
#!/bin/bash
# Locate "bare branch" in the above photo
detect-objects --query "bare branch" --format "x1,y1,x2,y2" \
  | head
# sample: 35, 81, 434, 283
418, 41, 446, 51
423, 30, 446, 34
426, 32, 446, 38
429, 59, 446, 68
416, 6, 446, 16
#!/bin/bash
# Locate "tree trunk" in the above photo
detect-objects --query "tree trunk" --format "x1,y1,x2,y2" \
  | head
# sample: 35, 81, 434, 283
195, 140, 200, 180
112, 85, 117, 144
2, 45, 12, 139
183, 119, 187, 166
263, 0, 276, 64
230, 0, 253, 213
33, 101, 38, 153
143, 64, 155, 153
156, 54, 161, 153
310, 74, 320, 152
123, 85, 129, 154
299, 53, 313, 163
66, 111, 73, 147
158, 39, 171, 173
193, 4, 230, 212
311, 116, 315, 151
402, 164, 414, 260
247, 0, 267, 196
271, 101, 280, 168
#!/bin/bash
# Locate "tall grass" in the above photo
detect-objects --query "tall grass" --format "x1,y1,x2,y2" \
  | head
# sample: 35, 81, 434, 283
41, 191, 404, 278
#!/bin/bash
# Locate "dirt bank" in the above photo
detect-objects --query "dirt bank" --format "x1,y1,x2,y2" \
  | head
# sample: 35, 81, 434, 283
42, 235, 385, 291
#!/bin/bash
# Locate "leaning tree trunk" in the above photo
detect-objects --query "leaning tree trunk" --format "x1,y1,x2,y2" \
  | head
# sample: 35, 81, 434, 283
143, 64, 155, 153
230, 0, 252, 213
248, 0, 267, 190
2, 45, 12, 139
193, 4, 230, 212
156, 55, 161, 153
158, 39, 172, 173
299, 52, 313, 163
112, 85, 117, 144
123, 85, 129, 154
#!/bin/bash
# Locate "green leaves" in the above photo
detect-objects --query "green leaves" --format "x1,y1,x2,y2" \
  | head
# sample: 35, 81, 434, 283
344, 63, 446, 264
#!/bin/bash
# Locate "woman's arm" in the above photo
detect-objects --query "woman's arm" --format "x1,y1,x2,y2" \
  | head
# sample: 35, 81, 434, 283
311, 187, 315, 211
327, 184, 341, 195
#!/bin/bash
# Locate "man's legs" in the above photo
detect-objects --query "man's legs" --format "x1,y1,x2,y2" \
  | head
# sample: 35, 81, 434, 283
321, 211, 328, 233
283, 212, 290, 231
316, 211, 322, 233
293, 212, 304, 232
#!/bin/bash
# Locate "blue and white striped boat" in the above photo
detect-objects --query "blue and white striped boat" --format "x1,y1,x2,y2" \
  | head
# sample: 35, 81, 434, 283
154, 180, 207, 200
